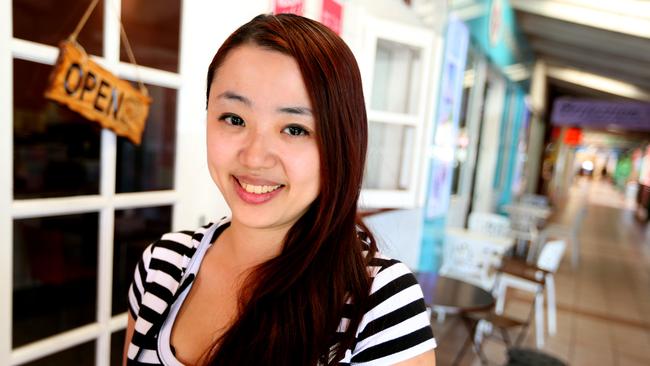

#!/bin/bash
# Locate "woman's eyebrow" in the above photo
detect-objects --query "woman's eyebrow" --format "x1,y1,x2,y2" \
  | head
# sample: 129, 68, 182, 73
218, 91, 252, 106
277, 106, 313, 116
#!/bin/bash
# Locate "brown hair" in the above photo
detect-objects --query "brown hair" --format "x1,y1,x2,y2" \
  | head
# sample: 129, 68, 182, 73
204, 14, 377, 365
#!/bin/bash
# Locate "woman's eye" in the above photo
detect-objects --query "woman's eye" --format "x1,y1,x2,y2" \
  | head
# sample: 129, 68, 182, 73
220, 114, 245, 126
283, 125, 309, 136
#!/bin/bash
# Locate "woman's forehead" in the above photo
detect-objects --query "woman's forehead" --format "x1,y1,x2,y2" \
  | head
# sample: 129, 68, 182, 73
209, 45, 312, 111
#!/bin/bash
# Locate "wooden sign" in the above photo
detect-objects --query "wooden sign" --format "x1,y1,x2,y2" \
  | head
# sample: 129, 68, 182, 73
44, 41, 151, 145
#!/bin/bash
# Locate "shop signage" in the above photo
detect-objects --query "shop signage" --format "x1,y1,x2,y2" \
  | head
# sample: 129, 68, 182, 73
321, 0, 343, 35
552, 99, 650, 131
45, 41, 151, 144
563, 127, 582, 146
425, 16, 469, 220
274, 0, 303, 15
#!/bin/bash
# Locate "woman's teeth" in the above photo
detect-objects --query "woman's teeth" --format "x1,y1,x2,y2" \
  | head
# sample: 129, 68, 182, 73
240, 182, 282, 194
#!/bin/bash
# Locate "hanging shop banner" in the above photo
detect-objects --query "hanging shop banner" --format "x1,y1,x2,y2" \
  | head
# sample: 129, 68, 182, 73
418, 16, 469, 272
274, 0, 304, 15
551, 98, 650, 131
424, 16, 469, 220
321, 0, 343, 35
44, 41, 151, 145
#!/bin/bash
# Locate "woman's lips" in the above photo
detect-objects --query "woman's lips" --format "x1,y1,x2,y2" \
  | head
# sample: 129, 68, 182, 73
233, 176, 285, 204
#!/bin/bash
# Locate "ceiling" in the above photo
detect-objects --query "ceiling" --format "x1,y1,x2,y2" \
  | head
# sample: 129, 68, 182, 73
511, 0, 650, 102
434, 0, 650, 102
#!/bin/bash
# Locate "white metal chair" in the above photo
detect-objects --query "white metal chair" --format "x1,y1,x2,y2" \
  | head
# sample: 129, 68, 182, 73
520, 194, 550, 208
468, 212, 512, 238
440, 227, 512, 291
493, 240, 566, 348
538, 206, 586, 268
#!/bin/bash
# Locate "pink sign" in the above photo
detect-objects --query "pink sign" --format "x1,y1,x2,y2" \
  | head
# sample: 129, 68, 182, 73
274, 0, 303, 15
321, 0, 343, 34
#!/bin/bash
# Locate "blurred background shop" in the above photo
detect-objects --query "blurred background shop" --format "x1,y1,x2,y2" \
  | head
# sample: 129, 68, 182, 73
1, 0, 649, 365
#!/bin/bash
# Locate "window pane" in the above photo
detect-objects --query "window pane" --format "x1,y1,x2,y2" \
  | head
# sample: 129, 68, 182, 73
116, 83, 176, 193
112, 206, 172, 315
13, 59, 102, 199
371, 39, 422, 115
13, 0, 103, 56
120, 0, 181, 72
21, 340, 95, 366
363, 122, 415, 190
13, 213, 98, 347
111, 330, 126, 366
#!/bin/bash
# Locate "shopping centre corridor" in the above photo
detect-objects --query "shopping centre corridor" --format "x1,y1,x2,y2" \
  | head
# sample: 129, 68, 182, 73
433, 180, 650, 366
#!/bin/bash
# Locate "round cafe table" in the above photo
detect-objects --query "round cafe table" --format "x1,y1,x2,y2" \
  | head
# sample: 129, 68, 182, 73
415, 273, 495, 366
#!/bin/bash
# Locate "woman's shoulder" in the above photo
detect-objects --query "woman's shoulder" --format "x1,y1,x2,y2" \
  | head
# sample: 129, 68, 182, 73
141, 217, 231, 273
151, 217, 230, 252
365, 251, 421, 299
344, 251, 436, 364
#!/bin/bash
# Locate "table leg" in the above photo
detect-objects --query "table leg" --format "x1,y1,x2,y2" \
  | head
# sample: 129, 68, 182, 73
451, 314, 489, 366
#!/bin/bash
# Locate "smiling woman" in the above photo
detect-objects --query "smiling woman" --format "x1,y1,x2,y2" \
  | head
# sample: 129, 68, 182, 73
123, 14, 436, 366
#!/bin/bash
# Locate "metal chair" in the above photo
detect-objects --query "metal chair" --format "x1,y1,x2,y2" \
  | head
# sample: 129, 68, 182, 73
439, 227, 511, 291
493, 240, 567, 348
468, 212, 512, 238
538, 206, 586, 268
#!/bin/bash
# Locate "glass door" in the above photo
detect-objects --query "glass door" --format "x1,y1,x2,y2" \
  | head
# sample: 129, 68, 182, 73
1, 1, 187, 364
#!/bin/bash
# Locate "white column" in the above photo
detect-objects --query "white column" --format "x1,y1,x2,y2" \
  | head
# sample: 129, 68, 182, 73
526, 60, 548, 194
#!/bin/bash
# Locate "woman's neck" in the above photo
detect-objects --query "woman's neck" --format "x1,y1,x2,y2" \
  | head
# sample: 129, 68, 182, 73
212, 219, 289, 272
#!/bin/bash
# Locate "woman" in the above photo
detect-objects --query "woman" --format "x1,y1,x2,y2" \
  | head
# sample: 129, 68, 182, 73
124, 14, 436, 365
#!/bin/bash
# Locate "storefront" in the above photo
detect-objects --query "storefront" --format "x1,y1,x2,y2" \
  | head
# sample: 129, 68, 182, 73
416, 0, 534, 271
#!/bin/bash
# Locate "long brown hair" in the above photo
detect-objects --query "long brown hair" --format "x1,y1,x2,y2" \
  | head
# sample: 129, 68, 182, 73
204, 14, 377, 365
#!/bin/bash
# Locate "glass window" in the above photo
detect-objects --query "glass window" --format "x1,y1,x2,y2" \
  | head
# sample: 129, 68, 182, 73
370, 39, 422, 115
12, 0, 103, 56
116, 83, 176, 193
120, 0, 181, 72
21, 340, 95, 366
111, 330, 126, 366
112, 206, 172, 315
13, 59, 102, 199
363, 122, 415, 190
13, 213, 99, 347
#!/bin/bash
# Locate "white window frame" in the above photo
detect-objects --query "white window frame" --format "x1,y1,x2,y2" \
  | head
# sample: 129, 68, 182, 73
357, 16, 436, 209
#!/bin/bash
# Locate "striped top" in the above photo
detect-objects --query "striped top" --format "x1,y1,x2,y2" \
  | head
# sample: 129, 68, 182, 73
126, 218, 436, 365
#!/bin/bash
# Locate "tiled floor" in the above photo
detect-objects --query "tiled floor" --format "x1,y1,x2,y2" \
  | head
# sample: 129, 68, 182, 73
432, 179, 650, 365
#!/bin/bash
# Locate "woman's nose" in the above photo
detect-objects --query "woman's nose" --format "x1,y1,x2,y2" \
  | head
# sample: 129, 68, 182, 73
238, 131, 276, 169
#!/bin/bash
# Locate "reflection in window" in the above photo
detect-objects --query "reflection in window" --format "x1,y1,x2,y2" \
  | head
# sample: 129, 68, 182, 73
13, 213, 98, 348
21, 340, 95, 366
112, 206, 172, 315
13, 59, 102, 199
120, 0, 181, 72
111, 330, 126, 366
116, 83, 176, 193
371, 39, 422, 115
12, 0, 103, 56
364, 122, 415, 190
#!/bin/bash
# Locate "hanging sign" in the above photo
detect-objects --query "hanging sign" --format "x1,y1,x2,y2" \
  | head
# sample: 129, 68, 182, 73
274, 0, 303, 15
321, 0, 343, 35
44, 41, 151, 144
552, 98, 650, 132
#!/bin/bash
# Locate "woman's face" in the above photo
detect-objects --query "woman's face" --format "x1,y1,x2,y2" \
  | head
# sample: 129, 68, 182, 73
206, 45, 320, 232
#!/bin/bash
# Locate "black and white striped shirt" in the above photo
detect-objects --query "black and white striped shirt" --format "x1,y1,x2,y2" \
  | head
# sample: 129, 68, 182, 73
126, 218, 436, 365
